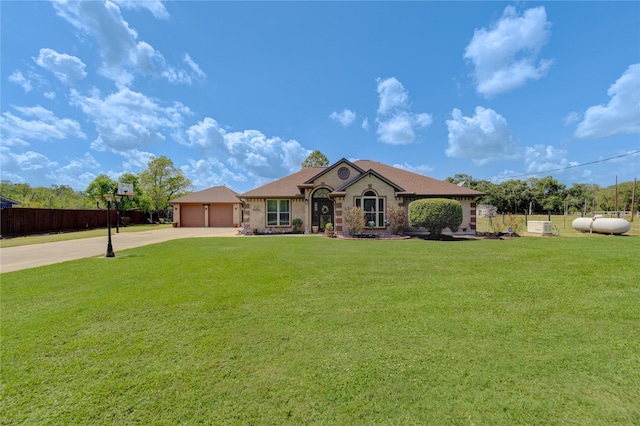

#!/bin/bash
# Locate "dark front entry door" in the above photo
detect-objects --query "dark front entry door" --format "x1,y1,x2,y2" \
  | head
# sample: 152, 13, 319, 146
312, 199, 333, 231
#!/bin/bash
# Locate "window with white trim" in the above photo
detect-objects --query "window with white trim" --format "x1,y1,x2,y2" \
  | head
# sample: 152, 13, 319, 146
355, 190, 385, 227
267, 199, 290, 226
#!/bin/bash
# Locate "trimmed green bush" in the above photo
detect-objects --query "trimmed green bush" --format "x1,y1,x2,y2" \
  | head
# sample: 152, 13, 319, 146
408, 198, 462, 238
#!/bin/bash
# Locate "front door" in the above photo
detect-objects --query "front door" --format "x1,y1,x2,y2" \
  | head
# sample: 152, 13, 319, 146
312, 199, 333, 231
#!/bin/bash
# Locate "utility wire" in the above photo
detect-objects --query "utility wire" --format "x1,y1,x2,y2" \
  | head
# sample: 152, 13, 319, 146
494, 150, 640, 180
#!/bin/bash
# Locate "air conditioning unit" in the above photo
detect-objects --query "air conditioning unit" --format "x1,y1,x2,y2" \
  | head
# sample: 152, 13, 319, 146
527, 221, 553, 234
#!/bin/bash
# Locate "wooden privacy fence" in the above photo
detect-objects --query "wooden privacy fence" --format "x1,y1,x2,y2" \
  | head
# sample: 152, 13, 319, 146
0, 208, 148, 237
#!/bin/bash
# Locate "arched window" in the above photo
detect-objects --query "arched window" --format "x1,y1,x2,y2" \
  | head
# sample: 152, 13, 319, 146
313, 188, 330, 199
355, 190, 385, 227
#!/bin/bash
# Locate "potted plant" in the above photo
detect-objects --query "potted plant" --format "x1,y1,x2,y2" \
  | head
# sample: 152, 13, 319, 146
292, 218, 303, 232
312, 225, 319, 233
325, 222, 334, 237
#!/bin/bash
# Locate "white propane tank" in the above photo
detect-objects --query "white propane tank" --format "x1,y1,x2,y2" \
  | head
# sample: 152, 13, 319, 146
572, 217, 631, 235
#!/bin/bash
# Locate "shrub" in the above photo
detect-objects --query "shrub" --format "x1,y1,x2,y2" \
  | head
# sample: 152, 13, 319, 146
343, 206, 365, 235
505, 213, 524, 235
386, 205, 406, 235
408, 198, 462, 239
292, 218, 303, 232
488, 216, 503, 234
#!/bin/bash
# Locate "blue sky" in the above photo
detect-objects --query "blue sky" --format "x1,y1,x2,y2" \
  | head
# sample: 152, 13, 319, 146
2, 1, 639, 193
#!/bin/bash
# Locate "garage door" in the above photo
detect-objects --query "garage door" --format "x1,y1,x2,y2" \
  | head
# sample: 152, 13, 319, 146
209, 204, 234, 227
180, 204, 205, 227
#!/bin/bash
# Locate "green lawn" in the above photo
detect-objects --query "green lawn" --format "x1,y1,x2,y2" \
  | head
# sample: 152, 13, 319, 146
2, 236, 639, 424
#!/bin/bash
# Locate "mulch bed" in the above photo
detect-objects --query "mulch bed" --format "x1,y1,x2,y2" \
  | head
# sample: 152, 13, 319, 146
337, 232, 520, 241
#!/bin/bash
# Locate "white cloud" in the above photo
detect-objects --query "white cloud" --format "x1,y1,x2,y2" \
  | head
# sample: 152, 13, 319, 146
329, 109, 356, 127
376, 112, 431, 145
361, 118, 369, 131
70, 88, 190, 152
55, 153, 101, 187
574, 63, 640, 139
1, 105, 85, 146
160, 66, 193, 85
182, 158, 248, 191
184, 53, 206, 79
112, 0, 169, 20
53, 1, 200, 88
186, 117, 311, 181
134, 41, 158, 74
464, 5, 552, 97
375, 77, 432, 145
8, 71, 33, 92
490, 169, 518, 184
563, 111, 580, 126
121, 149, 155, 170
445, 106, 518, 165
524, 145, 576, 174
377, 77, 409, 115
0, 147, 59, 184
35, 48, 87, 84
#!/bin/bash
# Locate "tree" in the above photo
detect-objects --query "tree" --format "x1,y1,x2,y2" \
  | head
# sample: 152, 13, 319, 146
408, 198, 462, 239
566, 183, 597, 214
85, 174, 117, 207
116, 172, 141, 212
50, 185, 89, 209
139, 156, 192, 219
529, 176, 566, 213
445, 173, 474, 188
301, 150, 329, 168
1, 181, 32, 206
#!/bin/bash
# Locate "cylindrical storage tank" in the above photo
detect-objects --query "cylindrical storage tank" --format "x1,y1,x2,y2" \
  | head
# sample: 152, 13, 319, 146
572, 217, 631, 234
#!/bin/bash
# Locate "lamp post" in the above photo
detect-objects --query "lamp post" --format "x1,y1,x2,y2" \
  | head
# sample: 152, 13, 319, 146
98, 194, 115, 258
104, 194, 115, 257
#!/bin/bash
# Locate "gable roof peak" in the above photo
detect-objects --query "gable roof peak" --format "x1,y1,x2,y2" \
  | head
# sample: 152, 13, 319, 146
303, 158, 364, 184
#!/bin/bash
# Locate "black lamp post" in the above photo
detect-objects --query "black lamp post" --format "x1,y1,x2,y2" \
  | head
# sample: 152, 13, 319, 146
104, 194, 116, 257
95, 194, 116, 258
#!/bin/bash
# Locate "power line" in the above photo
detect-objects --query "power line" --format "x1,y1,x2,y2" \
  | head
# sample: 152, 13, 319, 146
494, 150, 640, 180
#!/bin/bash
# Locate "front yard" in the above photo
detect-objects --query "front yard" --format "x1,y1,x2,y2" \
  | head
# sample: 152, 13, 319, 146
2, 236, 638, 424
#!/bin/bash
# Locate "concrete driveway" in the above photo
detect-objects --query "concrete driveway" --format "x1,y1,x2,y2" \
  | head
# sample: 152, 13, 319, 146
0, 227, 240, 273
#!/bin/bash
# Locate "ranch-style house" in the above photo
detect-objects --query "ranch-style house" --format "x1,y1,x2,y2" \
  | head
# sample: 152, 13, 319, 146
170, 158, 483, 235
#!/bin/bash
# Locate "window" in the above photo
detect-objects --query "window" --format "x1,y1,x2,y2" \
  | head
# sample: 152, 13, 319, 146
314, 188, 330, 198
355, 190, 385, 227
338, 167, 350, 180
267, 199, 290, 226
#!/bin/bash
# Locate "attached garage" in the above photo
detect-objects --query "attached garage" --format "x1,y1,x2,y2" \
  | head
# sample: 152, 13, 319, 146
170, 186, 243, 228
180, 204, 205, 227
209, 203, 234, 227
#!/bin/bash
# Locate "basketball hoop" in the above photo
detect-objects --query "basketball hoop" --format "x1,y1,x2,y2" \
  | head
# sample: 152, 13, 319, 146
118, 183, 134, 199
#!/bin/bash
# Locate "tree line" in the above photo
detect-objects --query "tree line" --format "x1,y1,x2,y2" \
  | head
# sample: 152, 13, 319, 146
1, 156, 191, 220
1, 154, 636, 216
446, 174, 638, 214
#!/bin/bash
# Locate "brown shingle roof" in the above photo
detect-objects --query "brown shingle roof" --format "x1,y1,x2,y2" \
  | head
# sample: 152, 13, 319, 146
354, 160, 483, 196
169, 186, 241, 204
241, 167, 326, 198
239, 160, 482, 198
